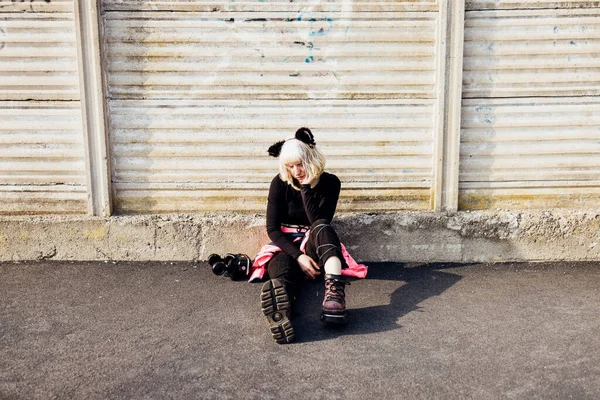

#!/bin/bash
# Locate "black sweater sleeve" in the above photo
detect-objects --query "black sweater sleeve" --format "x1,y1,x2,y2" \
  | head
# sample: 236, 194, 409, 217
266, 177, 303, 259
300, 174, 341, 225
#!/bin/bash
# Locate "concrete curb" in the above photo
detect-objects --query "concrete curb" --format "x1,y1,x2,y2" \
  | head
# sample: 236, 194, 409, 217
1, 210, 599, 262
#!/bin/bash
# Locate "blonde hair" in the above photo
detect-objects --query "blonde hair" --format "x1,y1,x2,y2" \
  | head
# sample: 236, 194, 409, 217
278, 139, 326, 190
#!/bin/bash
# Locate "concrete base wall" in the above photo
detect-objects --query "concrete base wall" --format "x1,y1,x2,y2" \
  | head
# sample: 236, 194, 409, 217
1, 210, 599, 262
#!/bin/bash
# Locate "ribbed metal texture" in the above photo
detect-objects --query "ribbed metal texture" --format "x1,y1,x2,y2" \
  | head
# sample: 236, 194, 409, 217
463, 8, 600, 98
104, 7, 438, 213
102, 1, 439, 12
110, 99, 434, 212
0, 0, 86, 215
0, 0, 74, 13
461, 6, 599, 210
459, 97, 600, 210
0, 102, 87, 215
466, 1, 599, 10
104, 11, 437, 100
0, 11, 80, 100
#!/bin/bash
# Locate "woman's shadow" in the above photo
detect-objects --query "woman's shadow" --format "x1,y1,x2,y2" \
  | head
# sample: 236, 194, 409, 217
291, 262, 466, 343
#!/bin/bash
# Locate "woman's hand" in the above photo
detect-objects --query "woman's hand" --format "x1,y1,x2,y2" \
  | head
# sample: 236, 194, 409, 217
297, 254, 321, 279
301, 173, 320, 188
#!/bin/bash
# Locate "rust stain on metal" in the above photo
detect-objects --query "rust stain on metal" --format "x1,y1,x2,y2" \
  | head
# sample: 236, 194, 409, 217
459, 193, 600, 210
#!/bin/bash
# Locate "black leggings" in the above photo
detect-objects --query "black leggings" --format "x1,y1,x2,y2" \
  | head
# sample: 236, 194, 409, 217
267, 219, 346, 298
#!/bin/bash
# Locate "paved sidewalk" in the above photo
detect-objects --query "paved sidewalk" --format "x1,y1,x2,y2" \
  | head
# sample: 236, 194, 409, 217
1, 261, 599, 399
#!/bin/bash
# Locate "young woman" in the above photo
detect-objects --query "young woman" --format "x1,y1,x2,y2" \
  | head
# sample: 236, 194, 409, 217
250, 127, 367, 344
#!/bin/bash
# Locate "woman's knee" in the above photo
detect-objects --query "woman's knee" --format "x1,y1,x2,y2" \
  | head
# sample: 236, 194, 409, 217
310, 220, 340, 241
310, 219, 331, 230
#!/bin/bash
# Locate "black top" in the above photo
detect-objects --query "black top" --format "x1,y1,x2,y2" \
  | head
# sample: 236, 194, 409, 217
266, 172, 341, 259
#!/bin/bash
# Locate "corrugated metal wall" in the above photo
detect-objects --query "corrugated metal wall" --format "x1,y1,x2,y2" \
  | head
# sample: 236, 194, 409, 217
101, 1, 440, 213
0, 0, 87, 214
1, 1, 598, 215
466, 1, 598, 9
460, 4, 600, 209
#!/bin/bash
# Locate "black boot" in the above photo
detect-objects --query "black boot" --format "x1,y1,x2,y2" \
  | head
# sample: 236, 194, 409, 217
320, 274, 348, 325
260, 279, 295, 344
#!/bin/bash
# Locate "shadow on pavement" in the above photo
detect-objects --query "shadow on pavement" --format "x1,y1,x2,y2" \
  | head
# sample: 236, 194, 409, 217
291, 262, 467, 343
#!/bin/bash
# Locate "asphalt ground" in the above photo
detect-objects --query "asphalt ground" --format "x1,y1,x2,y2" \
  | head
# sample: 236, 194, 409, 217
1, 260, 600, 399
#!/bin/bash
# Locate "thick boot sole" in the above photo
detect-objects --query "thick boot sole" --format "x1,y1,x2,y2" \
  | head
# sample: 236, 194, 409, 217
261, 279, 295, 344
320, 310, 347, 325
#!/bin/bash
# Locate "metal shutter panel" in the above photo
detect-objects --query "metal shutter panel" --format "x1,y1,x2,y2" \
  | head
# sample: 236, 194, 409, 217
460, 7, 600, 209
0, 1, 86, 215
103, 5, 439, 213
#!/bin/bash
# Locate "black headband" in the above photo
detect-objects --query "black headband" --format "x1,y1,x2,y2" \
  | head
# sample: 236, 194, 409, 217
267, 127, 316, 158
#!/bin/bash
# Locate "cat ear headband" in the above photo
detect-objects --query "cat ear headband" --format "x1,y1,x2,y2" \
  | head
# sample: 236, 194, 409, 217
268, 127, 316, 158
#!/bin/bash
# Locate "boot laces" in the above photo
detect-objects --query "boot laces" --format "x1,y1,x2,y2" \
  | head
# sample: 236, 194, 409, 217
325, 279, 346, 303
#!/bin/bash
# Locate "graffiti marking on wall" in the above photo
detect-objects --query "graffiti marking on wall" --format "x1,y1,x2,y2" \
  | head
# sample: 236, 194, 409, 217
0, 27, 5, 51
0, 0, 52, 10
296, 13, 336, 63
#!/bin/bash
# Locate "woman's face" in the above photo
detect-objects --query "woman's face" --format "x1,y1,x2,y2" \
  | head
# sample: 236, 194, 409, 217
285, 160, 306, 183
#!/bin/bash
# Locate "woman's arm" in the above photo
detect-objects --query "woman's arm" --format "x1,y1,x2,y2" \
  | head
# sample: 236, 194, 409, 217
266, 177, 303, 259
300, 174, 341, 224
